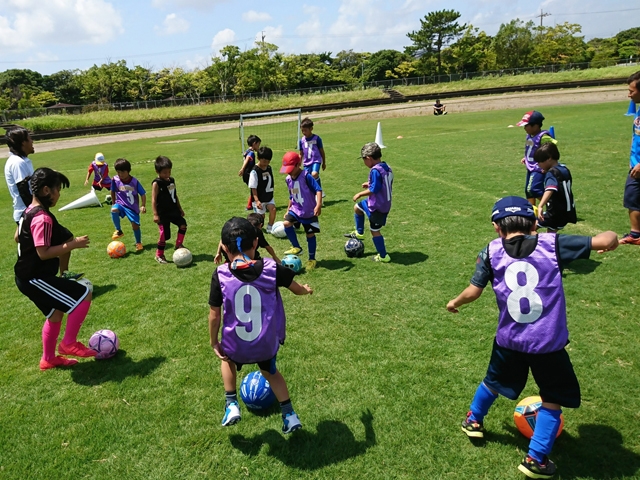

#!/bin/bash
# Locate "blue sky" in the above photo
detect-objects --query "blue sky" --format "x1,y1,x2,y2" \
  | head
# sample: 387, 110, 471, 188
0, 0, 637, 75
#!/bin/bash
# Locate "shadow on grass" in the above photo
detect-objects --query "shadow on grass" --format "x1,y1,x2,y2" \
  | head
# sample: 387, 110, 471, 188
563, 258, 601, 276
229, 409, 375, 470
191, 253, 215, 264
387, 251, 429, 265
92, 283, 117, 299
321, 199, 348, 208
70, 350, 166, 386
316, 259, 354, 271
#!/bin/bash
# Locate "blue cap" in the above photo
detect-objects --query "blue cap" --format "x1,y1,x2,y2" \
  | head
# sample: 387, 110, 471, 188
491, 196, 536, 222
516, 111, 544, 126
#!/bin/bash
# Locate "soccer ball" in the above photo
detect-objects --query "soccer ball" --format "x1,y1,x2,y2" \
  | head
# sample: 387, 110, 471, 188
173, 248, 192, 268
271, 221, 287, 238
345, 238, 365, 258
281, 254, 302, 273
76, 277, 93, 292
107, 241, 126, 258
240, 371, 276, 411
514, 396, 564, 439
104, 195, 112, 205
88, 329, 119, 359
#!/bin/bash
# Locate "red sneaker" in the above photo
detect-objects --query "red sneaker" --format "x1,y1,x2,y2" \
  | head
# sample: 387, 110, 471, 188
40, 356, 78, 370
619, 234, 640, 245
58, 341, 97, 357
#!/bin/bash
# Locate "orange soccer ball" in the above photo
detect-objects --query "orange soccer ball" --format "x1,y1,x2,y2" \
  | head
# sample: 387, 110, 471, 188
107, 241, 126, 259
514, 396, 564, 439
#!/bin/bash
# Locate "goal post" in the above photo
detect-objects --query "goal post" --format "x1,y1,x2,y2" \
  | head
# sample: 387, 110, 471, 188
239, 108, 302, 156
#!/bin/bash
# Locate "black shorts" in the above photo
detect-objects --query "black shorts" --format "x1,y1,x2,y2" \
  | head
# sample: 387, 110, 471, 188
537, 212, 566, 230
159, 215, 187, 241
232, 355, 277, 375
284, 212, 320, 234
623, 173, 640, 211
483, 339, 581, 408
16, 275, 90, 318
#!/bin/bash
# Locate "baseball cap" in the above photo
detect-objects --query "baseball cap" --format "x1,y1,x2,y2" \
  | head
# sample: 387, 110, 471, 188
280, 151, 301, 174
94, 152, 105, 165
360, 142, 381, 159
491, 196, 536, 222
516, 111, 544, 127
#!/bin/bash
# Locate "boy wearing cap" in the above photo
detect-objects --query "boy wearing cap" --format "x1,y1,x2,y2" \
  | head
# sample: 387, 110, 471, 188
447, 196, 617, 479
344, 142, 393, 263
517, 111, 557, 206
84, 152, 111, 191
280, 152, 322, 270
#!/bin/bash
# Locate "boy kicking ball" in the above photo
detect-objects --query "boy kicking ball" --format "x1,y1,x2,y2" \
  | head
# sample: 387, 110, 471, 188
447, 196, 617, 479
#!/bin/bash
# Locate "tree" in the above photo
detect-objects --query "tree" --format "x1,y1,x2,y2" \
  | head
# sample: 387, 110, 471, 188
493, 19, 535, 69
42, 70, 83, 105
619, 40, 640, 61
385, 60, 418, 84
332, 50, 369, 83
586, 38, 619, 67
364, 49, 409, 81
616, 27, 640, 46
531, 23, 587, 65
208, 45, 241, 100
445, 26, 496, 73
406, 10, 467, 74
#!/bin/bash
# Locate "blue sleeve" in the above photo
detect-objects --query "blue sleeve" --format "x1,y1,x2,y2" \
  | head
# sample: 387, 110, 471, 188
544, 172, 558, 190
470, 246, 492, 288
369, 168, 382, 193
557, 235, 591, 269
137, 182, 146, 196
305, 173, 322, 192
316, 135, 323, 149
298, 138, 303, 151
110, 181, 117, 192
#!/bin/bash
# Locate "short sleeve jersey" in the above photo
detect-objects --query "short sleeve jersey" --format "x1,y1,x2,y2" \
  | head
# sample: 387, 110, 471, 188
286, 172, 321, 218
152, 177, 180, 218
5, 154, 34, 222
249, 165, 275, 202
367, 162, 393, 213
631, 109, 640, 168
299, 134, 324, 167
111, 175, 145, 213
543, 164, 577, 225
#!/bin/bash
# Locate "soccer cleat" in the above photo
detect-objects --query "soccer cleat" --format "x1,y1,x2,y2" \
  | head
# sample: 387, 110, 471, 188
619, 233, 640, 245
112, 230, 124, 240
284, 247, 303, 256
305, 259, 317, 270
343, 231, 365, 240
372, 254, 391, 263
61, 270, 84, 281
282, 412, 302, 434
221, 402, 241, 426
58, 341, 97, 358
155, 255, 168, 264
40, 356, 78, 370
461, 411, 485, 438
518, 455, 557, 479
135, 243, 144, 252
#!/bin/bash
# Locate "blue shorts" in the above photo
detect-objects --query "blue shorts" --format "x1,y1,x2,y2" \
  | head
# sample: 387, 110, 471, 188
525, 171, 544, 199
112, 203, 140, 225
623, 173, 640, 211
304, 163, 321, 175
356, 200, 388, 231
483, 339, 580, 408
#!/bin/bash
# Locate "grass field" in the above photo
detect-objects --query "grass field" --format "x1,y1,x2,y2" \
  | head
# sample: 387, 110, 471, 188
15, 65, 639, 134
1, 102, 639, 479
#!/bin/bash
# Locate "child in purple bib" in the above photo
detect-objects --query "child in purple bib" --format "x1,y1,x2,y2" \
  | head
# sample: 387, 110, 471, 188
84, 152, 111, 191
110, 158, 146, 251
447, 196, 618, 479
209, 217, 313, 434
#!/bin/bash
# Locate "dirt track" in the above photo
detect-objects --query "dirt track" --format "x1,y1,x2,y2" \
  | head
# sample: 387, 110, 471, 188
0, 85, 628, 158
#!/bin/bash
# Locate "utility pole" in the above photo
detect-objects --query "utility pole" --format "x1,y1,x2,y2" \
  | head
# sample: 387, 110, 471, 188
261, 31, 265, 44
536, 9, 551, 27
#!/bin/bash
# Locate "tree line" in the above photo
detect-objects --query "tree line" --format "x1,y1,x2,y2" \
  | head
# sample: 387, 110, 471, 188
1, 10, 638, 111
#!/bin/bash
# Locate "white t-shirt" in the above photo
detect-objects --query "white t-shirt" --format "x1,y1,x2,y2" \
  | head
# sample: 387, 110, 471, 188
248, 169, 259, 189
4, 154, 34, 222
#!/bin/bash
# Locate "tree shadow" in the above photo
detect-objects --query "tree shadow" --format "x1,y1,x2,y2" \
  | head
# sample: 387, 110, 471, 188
387, 251, 429, 265
563, 258, 601, 276
321, 199, 348, 208
70, 351, 166, 386
316, 259, 355, 271
92, 283, 117, 299
229, 409, 376, 470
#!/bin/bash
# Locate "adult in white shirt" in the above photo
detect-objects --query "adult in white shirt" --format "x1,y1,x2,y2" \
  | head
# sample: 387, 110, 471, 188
4, 126, 35, 223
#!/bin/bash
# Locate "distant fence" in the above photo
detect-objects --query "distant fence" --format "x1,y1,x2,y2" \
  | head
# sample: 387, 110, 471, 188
1, 59, 638, 122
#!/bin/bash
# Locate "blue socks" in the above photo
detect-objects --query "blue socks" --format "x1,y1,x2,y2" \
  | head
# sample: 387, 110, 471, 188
468, 382, 498, 423
354, 213, 364, 235
111, 211, 121, 231
133, 227, 141, 244
372, 235, 387, 258
285, 226, 301, 249
528, 407, 562, 462
307, 236, 316, 260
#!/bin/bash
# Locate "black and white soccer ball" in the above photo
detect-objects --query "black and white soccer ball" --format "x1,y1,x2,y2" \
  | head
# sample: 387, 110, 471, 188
344, 238, 365, 258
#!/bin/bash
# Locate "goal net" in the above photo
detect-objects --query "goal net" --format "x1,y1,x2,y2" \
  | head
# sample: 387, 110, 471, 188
239, 108, 302, 157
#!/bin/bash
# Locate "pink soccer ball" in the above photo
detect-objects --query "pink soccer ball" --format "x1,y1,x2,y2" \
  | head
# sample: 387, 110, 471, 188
88, 329, 119, 359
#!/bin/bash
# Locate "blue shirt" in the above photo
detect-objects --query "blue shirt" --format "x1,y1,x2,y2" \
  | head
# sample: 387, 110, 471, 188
631, 109, 640, 168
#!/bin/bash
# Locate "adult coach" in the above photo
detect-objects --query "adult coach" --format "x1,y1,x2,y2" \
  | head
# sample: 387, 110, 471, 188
620, 71, 640, 244
4, 126, 35, 223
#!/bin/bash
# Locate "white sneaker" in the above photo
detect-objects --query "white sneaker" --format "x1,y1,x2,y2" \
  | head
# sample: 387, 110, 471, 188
221, 402, 241, 426
266, 224, 273, 234
282, 412, 302, 434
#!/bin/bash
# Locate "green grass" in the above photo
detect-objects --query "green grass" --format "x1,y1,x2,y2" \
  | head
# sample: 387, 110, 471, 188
1, 102, 639, 479
17, 65, 638, 134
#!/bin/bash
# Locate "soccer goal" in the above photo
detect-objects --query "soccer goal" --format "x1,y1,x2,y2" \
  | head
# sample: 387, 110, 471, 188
239, 108, 302, 156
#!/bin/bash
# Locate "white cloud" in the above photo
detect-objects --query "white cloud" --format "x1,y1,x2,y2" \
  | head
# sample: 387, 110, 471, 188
211, 28, 236, 54
255, 26, 283, 44
0, 0, 123, 50
152, 0, 229, 10
242, 10, 272, 22
155, 13, 190, 36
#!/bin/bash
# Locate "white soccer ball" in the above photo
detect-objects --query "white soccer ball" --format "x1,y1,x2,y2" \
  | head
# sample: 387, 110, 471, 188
173, 248, 193, 268
77, 277, 93, 292
271, 221, 287, 238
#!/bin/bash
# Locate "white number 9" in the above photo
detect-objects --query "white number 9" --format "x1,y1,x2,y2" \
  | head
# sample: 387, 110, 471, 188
234, 285, 263, 341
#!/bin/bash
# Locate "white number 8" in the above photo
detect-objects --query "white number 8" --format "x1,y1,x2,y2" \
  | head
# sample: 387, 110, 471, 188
234, 285, 263, 341
505, 261, 543, 324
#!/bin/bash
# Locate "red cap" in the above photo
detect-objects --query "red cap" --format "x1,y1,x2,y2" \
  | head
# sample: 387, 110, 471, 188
516, 111, 544, 127
280, 151, 301, 174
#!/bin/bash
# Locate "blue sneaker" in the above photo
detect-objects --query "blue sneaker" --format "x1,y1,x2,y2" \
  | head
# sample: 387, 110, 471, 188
282, 412, 302, 434
221, 402, 241, 426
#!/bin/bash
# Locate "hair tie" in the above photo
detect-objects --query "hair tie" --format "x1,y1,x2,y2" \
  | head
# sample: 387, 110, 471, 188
236, 237, 243, 252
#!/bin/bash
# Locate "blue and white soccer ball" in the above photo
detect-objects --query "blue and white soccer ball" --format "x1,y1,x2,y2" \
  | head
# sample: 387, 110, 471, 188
281, 254, 302, 273
344, 238, 365, 258
271, 221, 287, 238
240, 371, 276, 411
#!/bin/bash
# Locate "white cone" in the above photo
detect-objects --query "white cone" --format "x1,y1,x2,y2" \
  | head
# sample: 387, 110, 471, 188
374, 122, 386, 149
59, 189, 102, 211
